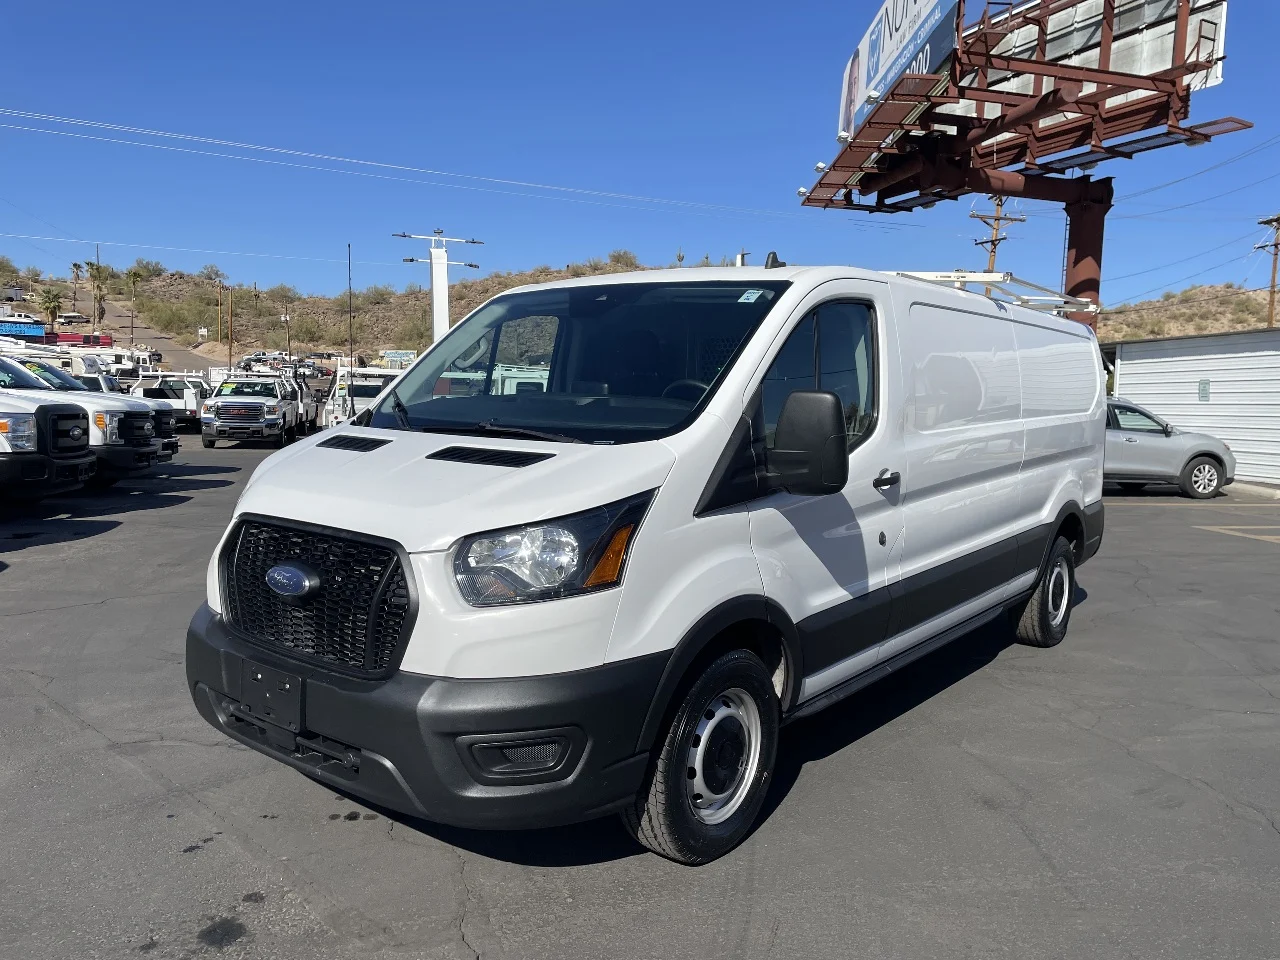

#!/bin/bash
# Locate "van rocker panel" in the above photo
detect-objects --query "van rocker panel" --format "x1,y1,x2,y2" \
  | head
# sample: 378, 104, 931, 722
186, 604, 669, 829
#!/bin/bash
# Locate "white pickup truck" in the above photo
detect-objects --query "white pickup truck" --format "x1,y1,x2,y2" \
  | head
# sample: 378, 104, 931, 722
201, 375, 303, 448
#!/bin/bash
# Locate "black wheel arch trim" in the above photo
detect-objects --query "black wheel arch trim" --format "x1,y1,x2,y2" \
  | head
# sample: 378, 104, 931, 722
634, 595, 801, 755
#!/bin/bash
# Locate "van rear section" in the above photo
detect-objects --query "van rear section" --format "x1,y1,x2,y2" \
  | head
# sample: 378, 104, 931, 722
186, 267, 1105, 865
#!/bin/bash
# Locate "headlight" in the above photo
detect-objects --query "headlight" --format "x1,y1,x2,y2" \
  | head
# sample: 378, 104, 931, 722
0, 412, 38, 452
454, 491, 654, 606
93, 411, 123, 444
264, 404, 280, 416
202, 403, 215, 416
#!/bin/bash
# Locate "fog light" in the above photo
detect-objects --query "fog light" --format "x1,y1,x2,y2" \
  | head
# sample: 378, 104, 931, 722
470, 737, 567, 775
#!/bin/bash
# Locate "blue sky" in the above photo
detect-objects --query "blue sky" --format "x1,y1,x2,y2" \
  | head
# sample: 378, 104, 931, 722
2, 0, 1277, 305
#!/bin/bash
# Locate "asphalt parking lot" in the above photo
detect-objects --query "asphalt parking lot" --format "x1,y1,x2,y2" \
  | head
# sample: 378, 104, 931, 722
2, 445, 1278, 960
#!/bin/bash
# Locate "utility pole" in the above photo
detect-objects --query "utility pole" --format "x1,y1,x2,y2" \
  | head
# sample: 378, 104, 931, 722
228, 285, 234, 371
282, 310, 292, 362
347, 244, 354, 367
1256, 215, 1280, 328
971, 196, 1026, 272
216, 283, 222, 344
94, 243, 102, 334
394, 230, 482, 345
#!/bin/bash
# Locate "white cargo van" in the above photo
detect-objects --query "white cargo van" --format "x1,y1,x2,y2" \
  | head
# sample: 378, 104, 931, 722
186, 268, 1105, 864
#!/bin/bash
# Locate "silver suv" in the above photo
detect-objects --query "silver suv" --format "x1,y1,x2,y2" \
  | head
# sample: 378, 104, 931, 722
1105, 399, 1236, 498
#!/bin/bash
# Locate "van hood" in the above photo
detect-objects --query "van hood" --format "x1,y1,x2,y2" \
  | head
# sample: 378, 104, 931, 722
235, 428, 677, 553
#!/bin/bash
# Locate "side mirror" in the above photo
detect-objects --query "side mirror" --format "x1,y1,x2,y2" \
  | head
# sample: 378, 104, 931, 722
1163, 422, 1174, 437
765, 391, 849, 496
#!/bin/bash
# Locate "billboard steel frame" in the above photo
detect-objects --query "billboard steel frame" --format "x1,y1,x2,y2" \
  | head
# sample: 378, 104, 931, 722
804, 0, 1251, 327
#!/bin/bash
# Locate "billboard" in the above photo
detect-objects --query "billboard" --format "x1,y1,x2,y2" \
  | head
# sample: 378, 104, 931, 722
0, 321, 45, 337
839, 0, 959, 140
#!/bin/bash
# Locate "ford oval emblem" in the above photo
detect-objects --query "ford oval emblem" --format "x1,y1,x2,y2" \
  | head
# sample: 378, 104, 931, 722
143, 421, 155, 436
69, 426, 84, 441
266, 563, 321, 602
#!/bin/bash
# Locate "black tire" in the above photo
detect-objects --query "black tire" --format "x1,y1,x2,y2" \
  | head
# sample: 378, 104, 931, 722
202, 438, 216, 449
1118, 482, 1146, 493
1180, 456, 1223, 499
273, 429, 287, 448
621, 649, 778, 865
1013, 536, 1075, 648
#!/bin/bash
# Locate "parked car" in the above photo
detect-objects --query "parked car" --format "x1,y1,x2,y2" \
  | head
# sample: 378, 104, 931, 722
0, 388, 96, 500
0, 356, 166, 487
201, 374, 301, 448
185, 267, 1106, 865
1105, 398, 1235, 499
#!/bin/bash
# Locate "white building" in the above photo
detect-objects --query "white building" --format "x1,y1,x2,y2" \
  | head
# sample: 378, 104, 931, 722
1108, 328, 1280, 485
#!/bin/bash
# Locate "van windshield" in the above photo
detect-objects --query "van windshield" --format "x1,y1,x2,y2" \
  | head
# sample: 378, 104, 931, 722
367, 280, 790, 443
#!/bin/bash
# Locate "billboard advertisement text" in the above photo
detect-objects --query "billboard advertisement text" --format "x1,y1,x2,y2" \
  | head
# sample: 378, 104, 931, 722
839, 0, 958, 139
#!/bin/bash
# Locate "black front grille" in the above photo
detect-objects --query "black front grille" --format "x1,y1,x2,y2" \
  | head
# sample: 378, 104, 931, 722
427, 446, 554, 468
120, 411, 155, 445
222, 519, 414, 678
218, 404, 264, 423
50, 411, 90, 456
154, 411, 177, 438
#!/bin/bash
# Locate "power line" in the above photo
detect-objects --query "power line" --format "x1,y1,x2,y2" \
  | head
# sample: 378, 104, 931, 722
0, 108, 919, 230
1112, 171, 1280, 221
1104, 228, 1266, 282
1110, 249, 1261, 305
1116, 132, 1280, 202
1103, 286, 1268, 315
0, 231, 402, 266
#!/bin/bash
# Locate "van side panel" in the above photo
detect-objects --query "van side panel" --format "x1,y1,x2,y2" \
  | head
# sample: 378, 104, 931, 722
1012, 320, 1106, 539
889, 301, 1026, 646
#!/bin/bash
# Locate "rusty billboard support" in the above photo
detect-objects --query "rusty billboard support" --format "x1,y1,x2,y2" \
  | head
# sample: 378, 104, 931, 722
804, 0, 1251, 328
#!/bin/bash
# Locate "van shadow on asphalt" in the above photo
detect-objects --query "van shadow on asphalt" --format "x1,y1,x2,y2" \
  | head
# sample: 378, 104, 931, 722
354, 604, 1104, 868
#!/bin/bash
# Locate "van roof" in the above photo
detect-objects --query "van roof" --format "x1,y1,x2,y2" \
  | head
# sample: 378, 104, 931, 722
497, 266, 1097, 337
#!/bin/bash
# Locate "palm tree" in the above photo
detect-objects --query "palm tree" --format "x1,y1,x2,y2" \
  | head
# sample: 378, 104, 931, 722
70, 262, 83, 310
125, 268, 142, 347
36, 287, 63, 326
85, 262, 109, 332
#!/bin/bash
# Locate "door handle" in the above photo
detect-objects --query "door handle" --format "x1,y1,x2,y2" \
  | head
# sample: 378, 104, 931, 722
1123, 437, 1139, 443
873, 470, 901, 490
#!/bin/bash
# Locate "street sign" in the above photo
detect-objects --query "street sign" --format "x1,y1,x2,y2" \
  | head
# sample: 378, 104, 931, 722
380, 350, 418, 362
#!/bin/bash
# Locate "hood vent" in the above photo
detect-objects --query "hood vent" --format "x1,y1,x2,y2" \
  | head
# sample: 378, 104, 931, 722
428, 446, 554, 468
316, 434, 392, 453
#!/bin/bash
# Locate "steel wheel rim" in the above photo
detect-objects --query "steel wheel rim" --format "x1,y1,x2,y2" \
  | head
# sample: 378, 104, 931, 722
1047, 558, 1071, 628
685, 687, 762, 825
1192, 464, 1217, 494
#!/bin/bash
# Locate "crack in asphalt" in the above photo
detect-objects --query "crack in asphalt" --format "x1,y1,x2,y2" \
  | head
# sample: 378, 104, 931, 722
454, 847, 481, 960
0, 588, 196, 619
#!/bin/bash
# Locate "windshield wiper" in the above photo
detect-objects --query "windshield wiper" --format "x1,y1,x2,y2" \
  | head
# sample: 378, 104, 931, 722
387, 386, 413, 431
415, 421, 584, 444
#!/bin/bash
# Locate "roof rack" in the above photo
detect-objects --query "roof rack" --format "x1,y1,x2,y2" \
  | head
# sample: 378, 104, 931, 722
892, 271, 1099, 317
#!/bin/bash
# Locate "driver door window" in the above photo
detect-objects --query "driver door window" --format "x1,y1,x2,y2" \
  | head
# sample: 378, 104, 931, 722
759, 303, 876, 450
1113, 406, 1164, 433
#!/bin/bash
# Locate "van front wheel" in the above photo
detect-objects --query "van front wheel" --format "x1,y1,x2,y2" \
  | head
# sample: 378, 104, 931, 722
622, 649, 778, 865
1013, 536, 1075, 648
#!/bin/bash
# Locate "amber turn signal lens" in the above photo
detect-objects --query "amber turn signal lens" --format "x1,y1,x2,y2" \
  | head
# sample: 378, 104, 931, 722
583, 525, 634, 588
94, 412, 107, 430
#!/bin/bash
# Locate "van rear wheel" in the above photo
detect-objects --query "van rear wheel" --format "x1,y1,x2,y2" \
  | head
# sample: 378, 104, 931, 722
622, 649, 778, 865
1013, 536, 1075, 648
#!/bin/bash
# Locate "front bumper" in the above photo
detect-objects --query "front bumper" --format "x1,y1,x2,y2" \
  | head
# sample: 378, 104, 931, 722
95, 441, 165, 477
185, 604, 667, 829
203, 419, 283, 440
160, 437, 181, 456
0, 451, 96, 497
